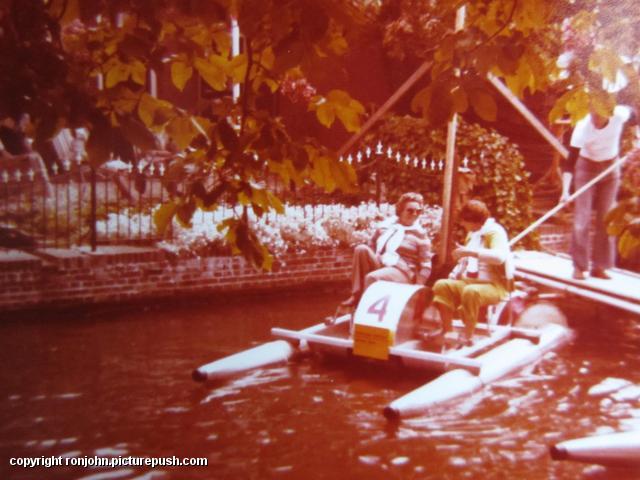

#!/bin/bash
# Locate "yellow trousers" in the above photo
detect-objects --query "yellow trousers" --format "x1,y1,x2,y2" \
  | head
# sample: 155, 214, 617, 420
432, 279, 507, 333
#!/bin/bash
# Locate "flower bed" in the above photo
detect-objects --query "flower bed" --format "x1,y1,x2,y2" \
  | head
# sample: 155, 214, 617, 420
95, 202, 443, 258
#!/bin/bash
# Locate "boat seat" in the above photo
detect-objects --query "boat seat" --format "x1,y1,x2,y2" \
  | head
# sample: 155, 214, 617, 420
481, 290, 529, 328
484, 301, 509, 327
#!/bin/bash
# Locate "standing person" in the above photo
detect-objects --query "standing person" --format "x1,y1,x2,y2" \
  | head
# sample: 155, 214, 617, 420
430, 200, 513, 347
559, 104, 637, 280
340, 192, 433, 308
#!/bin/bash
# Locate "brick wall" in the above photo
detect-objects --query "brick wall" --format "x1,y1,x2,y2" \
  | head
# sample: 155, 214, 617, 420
538, 224, 572, 254
0, 246, 352, 313
0, 230, 570, 313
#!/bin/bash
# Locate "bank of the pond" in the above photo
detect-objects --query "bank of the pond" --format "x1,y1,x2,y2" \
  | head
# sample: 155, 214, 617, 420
0, 246, 352, 313
0, 225, 571, 313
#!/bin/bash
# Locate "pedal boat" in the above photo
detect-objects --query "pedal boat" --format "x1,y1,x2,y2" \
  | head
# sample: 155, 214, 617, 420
193, 281, 572, 419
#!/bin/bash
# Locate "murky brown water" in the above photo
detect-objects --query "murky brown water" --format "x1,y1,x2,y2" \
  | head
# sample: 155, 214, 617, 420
1, 291, 639, 480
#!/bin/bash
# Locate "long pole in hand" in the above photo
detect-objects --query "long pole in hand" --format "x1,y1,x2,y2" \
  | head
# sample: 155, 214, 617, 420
509, 151, 636, 247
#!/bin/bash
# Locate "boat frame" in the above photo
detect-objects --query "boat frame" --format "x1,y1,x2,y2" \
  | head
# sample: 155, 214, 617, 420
193, 280, 572, 420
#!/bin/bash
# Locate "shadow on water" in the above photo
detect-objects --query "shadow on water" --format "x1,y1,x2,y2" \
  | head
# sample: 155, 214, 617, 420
1, 290, 639, 479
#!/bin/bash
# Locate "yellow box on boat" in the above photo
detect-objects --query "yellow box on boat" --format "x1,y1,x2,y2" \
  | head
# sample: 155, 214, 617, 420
353, 324, 393, 360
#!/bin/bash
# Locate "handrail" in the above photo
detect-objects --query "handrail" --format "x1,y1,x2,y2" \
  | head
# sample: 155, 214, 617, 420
510, 151, 635, 247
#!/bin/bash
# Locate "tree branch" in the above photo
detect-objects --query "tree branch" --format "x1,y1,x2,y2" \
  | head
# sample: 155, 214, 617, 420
470, 0, 518, 54
55, 0, 69, 22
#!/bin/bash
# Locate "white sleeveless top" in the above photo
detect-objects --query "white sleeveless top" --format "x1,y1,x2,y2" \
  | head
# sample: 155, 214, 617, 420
570, 105, 632, 161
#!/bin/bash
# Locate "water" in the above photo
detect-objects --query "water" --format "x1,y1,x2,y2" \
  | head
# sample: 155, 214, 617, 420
1, 291, 640, 480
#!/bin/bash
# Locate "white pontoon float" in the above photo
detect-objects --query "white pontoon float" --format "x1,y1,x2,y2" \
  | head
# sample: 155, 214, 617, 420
193, 280, 572, 420
550, 431, 640, 467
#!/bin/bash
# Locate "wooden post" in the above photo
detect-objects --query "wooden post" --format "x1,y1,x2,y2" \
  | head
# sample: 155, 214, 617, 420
487, 74, 568, 159
438, 6, 466, 267
439, 117, 460, 266
336, 61, 432, 159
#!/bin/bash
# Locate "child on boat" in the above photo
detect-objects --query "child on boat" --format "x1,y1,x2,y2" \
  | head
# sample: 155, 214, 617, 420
430, 199, 513, 347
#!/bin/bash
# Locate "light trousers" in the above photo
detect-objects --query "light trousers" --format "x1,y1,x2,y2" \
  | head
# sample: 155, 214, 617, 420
571, 157, 620, 271
432, 279, 506, 333
350, 244, 410, 296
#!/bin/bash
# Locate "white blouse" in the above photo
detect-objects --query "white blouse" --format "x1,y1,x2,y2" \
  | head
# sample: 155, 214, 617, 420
570, 105, 632, 161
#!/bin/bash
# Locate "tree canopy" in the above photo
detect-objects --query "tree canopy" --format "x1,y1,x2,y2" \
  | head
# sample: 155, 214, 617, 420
379, 0, 640, 125
2, 0, 640, 266
1, 0, 369, 267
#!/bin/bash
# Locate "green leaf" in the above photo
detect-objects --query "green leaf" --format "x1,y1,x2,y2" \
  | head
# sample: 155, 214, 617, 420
227, 54, 247, 83
171, 61, 194, 91
130, 60, 146, 86
319, 90, 365, 132
167, 116, 198, 150
589, 47, 622, 84
176, 201, 196, 228
315, 102, 335, 128
309, 152, 336, 193
138, 93, 175, 128
119, 117, 158, 152
451, 86, 468, 114
428, 83, 454, 126
329, 157, 357, 193
411, 86, 432, 117
105, 62, 131, 88
327, 26, 348, 55
266, 191, 284, 214
470, 89, 497, 122
548, 90, 572, 124
565, 89, 592, 122
619, 229, 640, 259
153, 202, 176, 235
195, 56, 227, 91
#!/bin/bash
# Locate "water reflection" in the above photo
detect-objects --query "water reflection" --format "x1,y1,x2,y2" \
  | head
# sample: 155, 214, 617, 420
0, 291, 639, 479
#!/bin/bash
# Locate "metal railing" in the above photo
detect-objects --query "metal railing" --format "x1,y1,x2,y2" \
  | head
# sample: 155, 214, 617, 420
0, 142, 464, 251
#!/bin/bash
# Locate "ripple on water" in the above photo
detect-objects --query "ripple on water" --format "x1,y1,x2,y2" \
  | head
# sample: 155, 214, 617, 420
24, 438, 75, 449
55, 392, 83, 399
95, 445, 129, 456
390, 456, 410, 466
200, 368, 291, 404
77, 469, 135, 480
60, 450, 82, 458
129, 471, 170, 479
271, 465, 293, 474
163, 406, 189, 414
449, 456, 468, 467
358, 454, 380, 466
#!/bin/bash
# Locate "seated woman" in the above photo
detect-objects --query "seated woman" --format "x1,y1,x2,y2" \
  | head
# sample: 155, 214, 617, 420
341, 192, 433, 308
430, 199, 513, 347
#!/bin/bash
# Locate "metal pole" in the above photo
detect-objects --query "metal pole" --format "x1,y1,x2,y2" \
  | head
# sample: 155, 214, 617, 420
510, 151, 635, 247
376, 152, 381, 206
90, 166, 97, 251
